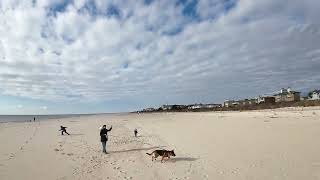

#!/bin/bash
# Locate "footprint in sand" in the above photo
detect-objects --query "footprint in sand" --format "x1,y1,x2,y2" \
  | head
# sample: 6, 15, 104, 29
67, 153, 74, 156
127, 159, 135, 163
9, 153, 15, 158
203, 174, 209, 178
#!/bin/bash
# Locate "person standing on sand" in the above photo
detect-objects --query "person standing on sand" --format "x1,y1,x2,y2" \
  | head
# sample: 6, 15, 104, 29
134, 128, 138, 137
34, 117, 35, 122
59, 126, 70, 135
100, 125, 112, 154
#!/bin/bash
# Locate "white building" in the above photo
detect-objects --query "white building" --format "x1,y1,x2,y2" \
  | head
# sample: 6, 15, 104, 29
188, 105, 201, 109
188, 104, 222, 109
161, 105, 173, 110
310, 91, 320, 100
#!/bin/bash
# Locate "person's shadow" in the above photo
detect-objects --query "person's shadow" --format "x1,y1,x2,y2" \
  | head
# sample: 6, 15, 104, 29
69, 133, 84, 136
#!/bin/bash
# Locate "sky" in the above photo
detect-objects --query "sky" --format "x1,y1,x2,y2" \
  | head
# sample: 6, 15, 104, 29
0, 0, 320, 114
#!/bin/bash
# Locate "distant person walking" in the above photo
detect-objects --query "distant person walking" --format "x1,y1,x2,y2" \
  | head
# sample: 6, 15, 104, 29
59, 126, 70, 135
134, 128, 138, 137
100, 125, 112, 154
33, 117, 35, 122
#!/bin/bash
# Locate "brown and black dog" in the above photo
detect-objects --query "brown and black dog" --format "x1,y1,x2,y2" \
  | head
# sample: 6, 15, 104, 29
146, 149, 176, 162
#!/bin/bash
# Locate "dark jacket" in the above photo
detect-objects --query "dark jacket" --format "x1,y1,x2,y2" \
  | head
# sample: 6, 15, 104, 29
100, 127, 112, 142
60, 126, 67, 131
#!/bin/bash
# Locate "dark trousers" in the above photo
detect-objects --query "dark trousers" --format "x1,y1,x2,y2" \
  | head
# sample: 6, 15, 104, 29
101, 141, 107, 153
61, 130, 70, 135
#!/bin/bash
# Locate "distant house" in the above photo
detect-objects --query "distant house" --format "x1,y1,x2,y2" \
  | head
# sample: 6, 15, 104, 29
225, 99, 256, 107
309, 90, 320, 100
143, 108, 155, 112
161, 105, 173, 110
257, 96, 275, 104
274, 88, 300, 103
188, 104, 222, 109
224, 100, 239, 107
188, 104, 201, 110
171, 105, 187, 110
203, 104, 222, 108
238, 99, 257, 106
224, 100, 233, 107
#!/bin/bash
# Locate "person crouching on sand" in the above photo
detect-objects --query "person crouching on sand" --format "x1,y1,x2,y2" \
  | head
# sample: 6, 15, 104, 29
100, 125, 112, 154
59, 126, 70, 135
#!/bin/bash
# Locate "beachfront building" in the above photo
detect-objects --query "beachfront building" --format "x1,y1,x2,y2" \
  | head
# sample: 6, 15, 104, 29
257, 96, 276, 104
203, 104, 222, 108
224, 100, 239, 107
161, 105, 173, 110
188, 104, 201, 110
224, 100, 232, 107
238, 99, 257, 106
188, 104, 222, 109
309, 90, 320, 100
143, 108, 156, 112
274, 88, 301, 103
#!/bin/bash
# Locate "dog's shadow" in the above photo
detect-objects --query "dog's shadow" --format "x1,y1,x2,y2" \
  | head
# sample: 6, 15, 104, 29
165, 157, 198, 163
109, 146, 165, 154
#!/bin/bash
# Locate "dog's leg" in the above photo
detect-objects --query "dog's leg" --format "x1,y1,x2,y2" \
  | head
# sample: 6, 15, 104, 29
161, 156, 165, 163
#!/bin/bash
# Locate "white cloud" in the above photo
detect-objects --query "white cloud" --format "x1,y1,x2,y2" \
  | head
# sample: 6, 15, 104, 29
41, 106, 48, 110
17, 104, 23, 109
0, 0, 319, 107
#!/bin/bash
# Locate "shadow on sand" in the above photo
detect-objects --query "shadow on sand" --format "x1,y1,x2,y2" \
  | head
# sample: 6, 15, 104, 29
109, 146, 166, 154
167, 157, 198, 163
69, 133, 84, 136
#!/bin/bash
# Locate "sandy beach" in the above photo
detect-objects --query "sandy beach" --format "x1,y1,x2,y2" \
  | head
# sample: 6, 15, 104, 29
1, 107, 320, 180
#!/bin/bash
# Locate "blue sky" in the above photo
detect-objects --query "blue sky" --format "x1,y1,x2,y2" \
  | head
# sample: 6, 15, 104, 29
0, 0, 320, 114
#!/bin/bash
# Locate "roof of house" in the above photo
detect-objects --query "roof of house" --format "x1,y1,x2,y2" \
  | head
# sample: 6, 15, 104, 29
312, 90, 320, 94
259, 96, 275, 98
274, 91, 300, 96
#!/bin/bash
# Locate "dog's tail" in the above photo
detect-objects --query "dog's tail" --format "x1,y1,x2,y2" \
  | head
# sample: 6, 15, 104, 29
146, 153, 152, 156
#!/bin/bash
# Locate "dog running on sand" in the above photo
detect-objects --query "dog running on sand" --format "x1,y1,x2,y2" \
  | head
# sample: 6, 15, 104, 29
146, 149, 176, 162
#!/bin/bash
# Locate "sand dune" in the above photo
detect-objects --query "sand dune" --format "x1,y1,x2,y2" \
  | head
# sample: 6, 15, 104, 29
1, 107, 320, 179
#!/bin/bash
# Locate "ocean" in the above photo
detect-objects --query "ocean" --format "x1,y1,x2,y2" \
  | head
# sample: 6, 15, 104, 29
0, 114, 93, 123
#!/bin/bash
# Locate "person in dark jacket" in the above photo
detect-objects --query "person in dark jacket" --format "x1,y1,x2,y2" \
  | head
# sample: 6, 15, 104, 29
134, 128, 138, 137
59, 126, 70, 135
100, 125, 112, 154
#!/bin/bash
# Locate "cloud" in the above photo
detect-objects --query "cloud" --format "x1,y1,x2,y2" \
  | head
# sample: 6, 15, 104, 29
0, 0, 320, 108
17, 104, 23, 109
41, 106, 48, 110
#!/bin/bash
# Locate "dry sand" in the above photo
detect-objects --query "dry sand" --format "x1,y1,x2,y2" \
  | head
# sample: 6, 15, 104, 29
1, 107, 320, 180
